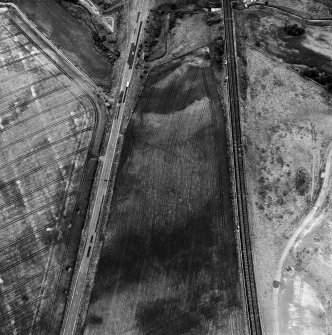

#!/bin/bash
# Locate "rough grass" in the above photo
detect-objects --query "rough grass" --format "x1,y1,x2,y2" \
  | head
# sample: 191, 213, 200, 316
241, 47, 332, 334
85, 51, 245, 335
269, 0, 332, 18
9, 0, 114, 86
243, 7, 332, 70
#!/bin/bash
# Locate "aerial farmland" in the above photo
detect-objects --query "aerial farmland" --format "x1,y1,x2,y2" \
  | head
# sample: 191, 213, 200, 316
86, 49, 245, 335
83, 0, 247, 331
0, 5, 104, 334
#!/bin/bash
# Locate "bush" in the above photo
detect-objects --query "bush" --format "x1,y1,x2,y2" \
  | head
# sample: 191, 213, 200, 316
302, 67, 319, 79
87, 314, 103, 325
284, 23, 305, 36
214, 37, 224, 56
317, 73, 332, 85
295, 168, 309, 196
206, 13, 222, 26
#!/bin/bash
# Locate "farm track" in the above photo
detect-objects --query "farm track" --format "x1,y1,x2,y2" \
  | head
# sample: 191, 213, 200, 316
223, 0, 262, 333
0, 126, 92, 172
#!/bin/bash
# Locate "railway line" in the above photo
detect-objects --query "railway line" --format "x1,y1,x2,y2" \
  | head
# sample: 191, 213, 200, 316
222, 0, 262, 334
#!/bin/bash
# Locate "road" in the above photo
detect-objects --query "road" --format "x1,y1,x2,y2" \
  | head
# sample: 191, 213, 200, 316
222, 0, 262, 334
60, 1, 149, 334
273, 144, 332, 335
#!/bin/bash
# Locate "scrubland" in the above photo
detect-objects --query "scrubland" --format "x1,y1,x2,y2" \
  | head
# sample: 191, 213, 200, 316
236, 3, 332, 333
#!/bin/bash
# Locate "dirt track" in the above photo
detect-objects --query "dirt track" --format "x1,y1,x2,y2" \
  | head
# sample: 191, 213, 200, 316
273, 144, 332, 334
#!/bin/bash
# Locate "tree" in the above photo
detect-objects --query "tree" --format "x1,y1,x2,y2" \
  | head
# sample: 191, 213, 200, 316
284, 23, 305, 36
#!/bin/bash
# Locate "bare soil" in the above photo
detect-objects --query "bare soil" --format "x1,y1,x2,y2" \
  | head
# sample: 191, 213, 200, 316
279, 206, 332, 334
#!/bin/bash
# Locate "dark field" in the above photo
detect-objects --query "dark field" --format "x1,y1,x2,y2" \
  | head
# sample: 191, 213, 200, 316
0, 7, 104, 335
9, 0, 113, 86
85, 51, 244, 335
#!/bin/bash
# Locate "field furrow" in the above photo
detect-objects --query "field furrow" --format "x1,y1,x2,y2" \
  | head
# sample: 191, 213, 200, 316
0, 6, 102, 334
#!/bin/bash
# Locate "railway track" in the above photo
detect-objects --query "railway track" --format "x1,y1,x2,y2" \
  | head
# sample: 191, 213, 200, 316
222, 0, 262, 334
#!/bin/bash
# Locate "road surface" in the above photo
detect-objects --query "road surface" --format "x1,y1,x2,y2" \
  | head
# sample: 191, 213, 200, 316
61, 1, 149, 334
273, 144, 332, 335
222, 0, 262, 334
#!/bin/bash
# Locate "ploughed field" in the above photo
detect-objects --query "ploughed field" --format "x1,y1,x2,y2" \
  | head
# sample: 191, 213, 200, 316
85, 51, 245, 334
0, 7, 99, 335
